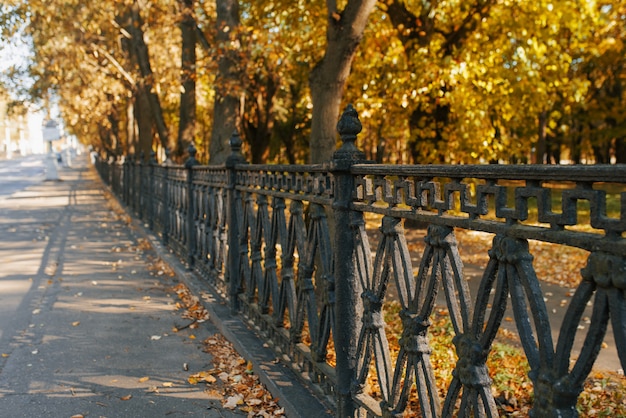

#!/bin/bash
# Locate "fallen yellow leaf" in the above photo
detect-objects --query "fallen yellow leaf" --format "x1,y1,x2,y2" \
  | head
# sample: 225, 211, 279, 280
138, 376, 150, 383
162, 382, 174, 387
188, 371, 217, 385
120, 394, 132, 401
205, 389, 223, 400
72, 321, 80, 327
223, 394, 244, 409
245, 361, 254, 374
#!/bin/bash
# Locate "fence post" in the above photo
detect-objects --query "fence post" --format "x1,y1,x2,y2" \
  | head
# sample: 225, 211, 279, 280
130, 154, 136, 210
332, 104, 367, 417
148, 150, 156, 230
185, 144, 199, 269
123, 155, 130, 206
162, 148, 171, 246
225, 132, 248, 314
138, 152, 144, 218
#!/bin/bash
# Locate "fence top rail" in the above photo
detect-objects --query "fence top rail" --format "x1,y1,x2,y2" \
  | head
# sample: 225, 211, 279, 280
352, 163, 626, 183
131, 160, 626, 184
234, 163, 327, 173
192, 164, 227, 171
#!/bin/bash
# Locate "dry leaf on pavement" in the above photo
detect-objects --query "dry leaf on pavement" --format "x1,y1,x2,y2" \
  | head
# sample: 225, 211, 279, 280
223, 394, 244, 409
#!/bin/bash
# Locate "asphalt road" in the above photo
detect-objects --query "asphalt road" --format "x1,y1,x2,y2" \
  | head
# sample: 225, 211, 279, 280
0, 156, 243, 417
0, 154, 47, 198
0, 154, 52, 349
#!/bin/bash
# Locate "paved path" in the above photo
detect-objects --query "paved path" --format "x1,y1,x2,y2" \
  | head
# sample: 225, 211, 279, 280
0, 157, 241, 417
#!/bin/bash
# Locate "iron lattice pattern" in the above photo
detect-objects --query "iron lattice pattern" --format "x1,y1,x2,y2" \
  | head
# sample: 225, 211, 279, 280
232, 167, 338, 396
349, 165, 625, 417
96, 150, 626, 418
191, 166, 229, 291
235, 165, 335, 204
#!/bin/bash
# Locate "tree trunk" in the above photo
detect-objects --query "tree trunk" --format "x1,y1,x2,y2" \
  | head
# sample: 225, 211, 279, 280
384, 0, 493, 164
176, 0, 197, 160
569, 116, 582, 164
407, 96, 450, 163
592, 141, 610, 164
241, 64, 278, 164
616, 137, 626, 164
107, 98, 121, 154
209, 0, 242, 164
134, 87, 154, 159
308, 0, 377, 163
126, 96, 136, 155
100, 109, 120, 156
243, 88, 275, 164
536, 111, 548, 164
126, 1, 170, 152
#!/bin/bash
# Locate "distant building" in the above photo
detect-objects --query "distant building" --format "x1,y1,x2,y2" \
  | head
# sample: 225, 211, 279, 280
0, 98, 45, 158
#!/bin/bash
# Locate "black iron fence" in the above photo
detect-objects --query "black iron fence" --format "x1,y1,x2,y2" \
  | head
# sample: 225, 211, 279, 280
95, 105, 625, 417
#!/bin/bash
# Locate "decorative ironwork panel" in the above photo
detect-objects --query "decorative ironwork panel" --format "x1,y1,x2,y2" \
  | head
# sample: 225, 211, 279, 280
151, 165, 167, 237
233, 186, 337, 389
348, 164, 626, 417
352, 165, 626, 254
166, 166, 188, 257
94, 119, 626, 418
194, 184, 227, 289
234, 165, 334, 205
194, 165, 228, 188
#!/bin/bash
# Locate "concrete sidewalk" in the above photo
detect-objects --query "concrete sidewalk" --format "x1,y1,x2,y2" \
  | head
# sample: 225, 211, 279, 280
0, 158, 245, 417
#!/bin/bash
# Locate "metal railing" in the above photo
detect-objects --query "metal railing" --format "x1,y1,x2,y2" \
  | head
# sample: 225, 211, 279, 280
95, 105, 626, 417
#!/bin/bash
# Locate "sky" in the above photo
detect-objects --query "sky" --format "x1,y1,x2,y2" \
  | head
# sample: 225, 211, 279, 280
0, 32, 34, 97
1, 33, 57, 154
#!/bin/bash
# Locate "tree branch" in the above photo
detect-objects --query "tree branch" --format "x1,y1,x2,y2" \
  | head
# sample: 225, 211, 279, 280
440, 0, 494, 56
326, 0, 337, 15
91, 43, 135, 88
196, 24, 211, 51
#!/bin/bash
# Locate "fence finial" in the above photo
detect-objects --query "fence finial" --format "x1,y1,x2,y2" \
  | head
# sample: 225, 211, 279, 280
185, 143, 198, 168
333, 104, 366, 163
230, 131, 242, 153
337, 104, 362, 151
226, 130, 247, 168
